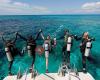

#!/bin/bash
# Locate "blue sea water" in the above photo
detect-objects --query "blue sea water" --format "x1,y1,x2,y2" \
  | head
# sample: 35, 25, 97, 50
0, 15, 100, 80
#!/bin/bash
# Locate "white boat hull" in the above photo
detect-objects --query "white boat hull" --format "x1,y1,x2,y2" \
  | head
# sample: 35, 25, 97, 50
3, 72, 95, 80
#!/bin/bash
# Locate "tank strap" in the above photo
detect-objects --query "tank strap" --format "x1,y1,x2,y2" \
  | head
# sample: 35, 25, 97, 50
45, 50, 49, 51
67, 42, 72, 44
87, 47, 91, 49
5, 50, 9, 52
28, 49, 31, 50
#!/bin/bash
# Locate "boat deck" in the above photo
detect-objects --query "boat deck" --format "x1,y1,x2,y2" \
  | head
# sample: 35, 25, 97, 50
3, 72, 95, 80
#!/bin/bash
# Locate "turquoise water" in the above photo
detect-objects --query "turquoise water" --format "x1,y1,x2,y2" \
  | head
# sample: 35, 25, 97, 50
0, 15, 100, 80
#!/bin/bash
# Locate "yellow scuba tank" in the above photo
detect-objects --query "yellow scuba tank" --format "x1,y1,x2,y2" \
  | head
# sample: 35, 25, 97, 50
64, 35, 68, 42
5, 47, 13, 61
67, 36, 72, 51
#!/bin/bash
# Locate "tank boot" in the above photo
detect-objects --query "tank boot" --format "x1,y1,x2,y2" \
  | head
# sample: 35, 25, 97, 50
29, 67, 33, 73
46, 69, 49, 73
8, 71, 13, 76
31, 71, 34, 78
67, 63, 70, 69
83, 68, 87, 73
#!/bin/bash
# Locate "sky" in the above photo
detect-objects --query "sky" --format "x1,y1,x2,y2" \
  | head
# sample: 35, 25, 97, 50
0, 0, 100, 15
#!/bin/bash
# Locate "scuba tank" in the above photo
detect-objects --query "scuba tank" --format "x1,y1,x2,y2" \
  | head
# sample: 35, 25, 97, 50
27, 45, 32, 56
44, 43, 49, 58
54, 38, 57, 46
84, 40, 92, 57
5, 47, 13, 62
67, 36, 72, 52
44, 43, 49, 52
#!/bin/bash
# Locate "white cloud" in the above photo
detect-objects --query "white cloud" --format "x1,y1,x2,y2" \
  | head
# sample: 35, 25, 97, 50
82, 2, 100, 11
13, 2, 29, 7
0, 0, 11, 3
48, 2, 99, 14
63, 2, 100, 14
81, 2, 100, 13
0, 0, 51, 15
0, 0, 100, 15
